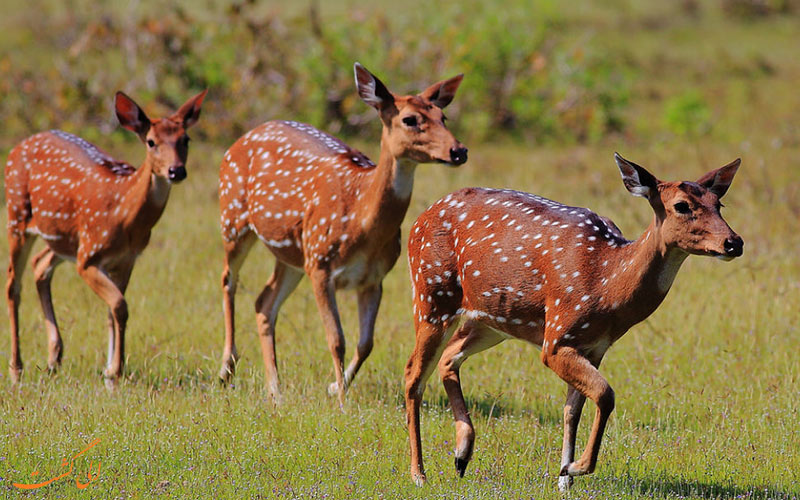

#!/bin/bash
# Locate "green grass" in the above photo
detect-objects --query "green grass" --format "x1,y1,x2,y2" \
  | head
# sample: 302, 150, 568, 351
2, 1, 800, 498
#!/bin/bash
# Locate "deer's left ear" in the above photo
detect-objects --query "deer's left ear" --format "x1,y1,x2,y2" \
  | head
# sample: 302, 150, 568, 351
615, 152, 659, 200
115, 92, 151, 141
173, 89, 208, 129
696, 158, 741, 199
419, 74, 464, 109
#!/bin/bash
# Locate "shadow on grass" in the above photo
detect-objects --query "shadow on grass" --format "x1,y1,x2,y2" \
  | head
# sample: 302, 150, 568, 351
425, 394, 561, 426
611, 474, 797, 499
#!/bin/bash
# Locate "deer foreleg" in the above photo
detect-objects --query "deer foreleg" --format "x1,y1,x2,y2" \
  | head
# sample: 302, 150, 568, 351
542, 345, 614, 481
329, 283, 382, 395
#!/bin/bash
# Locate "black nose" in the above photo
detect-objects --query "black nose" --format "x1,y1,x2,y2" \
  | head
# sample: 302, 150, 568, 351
724, 235, 743, 257
168, 166, 187, 182
450, 147, 468, 165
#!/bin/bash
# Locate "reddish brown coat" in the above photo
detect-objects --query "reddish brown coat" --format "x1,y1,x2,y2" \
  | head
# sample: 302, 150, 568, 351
403, 154, 743, 489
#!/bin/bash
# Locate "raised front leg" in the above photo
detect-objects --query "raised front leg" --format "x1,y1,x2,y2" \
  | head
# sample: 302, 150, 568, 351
329, 283, 382, 395
542, 344, 614, 481
437, 320, 505, 478
254, 262, 303, 402
77, 263, 128, 385
6, 235, 35, 383
31, 248, 64, 372
558, 385, 587, 492
309, 269, 347, 406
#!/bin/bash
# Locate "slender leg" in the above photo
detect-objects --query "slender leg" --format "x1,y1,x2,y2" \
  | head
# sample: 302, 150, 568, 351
31, 248, 64, 372
558, 385, 586, 492
541, 344, 614, 479
437, 320, 505, 478
104, 263, 134, 380
329, 283, 382, 395
219, 232, 256, 382
404, 319, 459, 486
308, 269, 348, 406
254, 261, 304, 401
6, 234, 35, 383
76, 263, 128, 383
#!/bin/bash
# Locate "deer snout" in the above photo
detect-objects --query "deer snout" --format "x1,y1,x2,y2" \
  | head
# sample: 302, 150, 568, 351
450, 146, 468, 166
168, 165, 187, 183
723, 234, 743, 258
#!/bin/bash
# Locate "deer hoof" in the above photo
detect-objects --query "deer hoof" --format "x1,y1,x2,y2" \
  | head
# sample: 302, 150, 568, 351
412, 471, 427, 487
9, 365, 23, 385
455, 457, 469, 477
558, 474, 574, 492
103, 376, 118, 392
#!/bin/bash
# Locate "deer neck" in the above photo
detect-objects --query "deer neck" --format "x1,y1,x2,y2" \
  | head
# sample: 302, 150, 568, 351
607, 216, 688, 324
122, 159, 172, 231
357, 141, 417, 242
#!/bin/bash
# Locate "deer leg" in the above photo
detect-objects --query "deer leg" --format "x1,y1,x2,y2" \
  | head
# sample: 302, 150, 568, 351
542, 345, 614, 480
254, 261, 303, 402
77, 263, 127, 385
6, 234, 35, 383
329, 283, 382, 395
308, 270, 348, 406
558, 385, 587, 492
31, 248, 64, 372
103, 264, 134, 381
219, 232, 256, 383
438, 320, 505, 478
405, 319, 459, 486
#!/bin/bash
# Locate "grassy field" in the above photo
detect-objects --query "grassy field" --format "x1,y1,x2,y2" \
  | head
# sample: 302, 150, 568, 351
2, 1, 799, 499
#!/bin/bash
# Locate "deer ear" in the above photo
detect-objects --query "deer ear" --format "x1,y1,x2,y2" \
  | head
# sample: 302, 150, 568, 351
419, 73, 463, 109
615, 152, 659, 199
696, 158, 741, 199
354, 62, 394, 110
115, 92, 151, 141
173, 89, 208, 129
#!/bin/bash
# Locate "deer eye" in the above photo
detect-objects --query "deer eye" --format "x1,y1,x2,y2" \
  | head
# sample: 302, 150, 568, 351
402, 115, 418, 128
673, 201, 691, 214
147, 139, 156, 148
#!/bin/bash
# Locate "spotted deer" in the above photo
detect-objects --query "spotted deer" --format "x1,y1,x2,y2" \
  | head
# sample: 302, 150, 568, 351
404, 153, 743, 489
217, 63, 467, 403
5, 90, 207, 385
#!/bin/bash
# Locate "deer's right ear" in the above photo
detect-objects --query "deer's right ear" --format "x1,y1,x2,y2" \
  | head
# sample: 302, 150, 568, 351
354, 62, 394, 111
115, 92, 151, 141
615, 152, 659, 199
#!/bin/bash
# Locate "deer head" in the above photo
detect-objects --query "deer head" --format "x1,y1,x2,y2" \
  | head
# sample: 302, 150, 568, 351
354, 63, 467, 166
115, 89, 207, 183
615, 153, 744, 260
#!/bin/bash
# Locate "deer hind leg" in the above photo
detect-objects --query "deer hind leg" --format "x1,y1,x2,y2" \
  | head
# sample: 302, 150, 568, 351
31, 247, 64, 372
6, 233, 36, 383
438, 320, 506, 478
219, 232, 256, 383
404, 318, 459, 486
542, 344, 613, 483
329, 283, 383, 396
558, 385, 587, 492
255, 261, 303, 402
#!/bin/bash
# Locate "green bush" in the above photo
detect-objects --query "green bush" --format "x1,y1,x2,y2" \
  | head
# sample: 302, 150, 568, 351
0, 0, 635, 149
